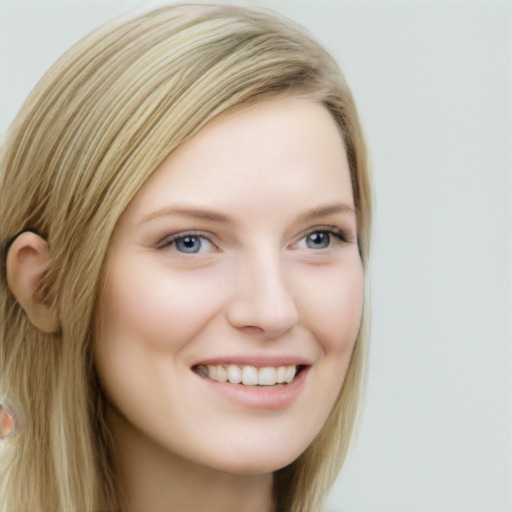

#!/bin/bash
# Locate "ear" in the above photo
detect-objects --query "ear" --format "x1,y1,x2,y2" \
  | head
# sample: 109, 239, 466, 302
6, 232, 59, 333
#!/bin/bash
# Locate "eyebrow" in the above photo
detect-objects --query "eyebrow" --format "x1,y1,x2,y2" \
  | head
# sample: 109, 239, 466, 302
298, 203, 356, 222
140, 202, 356, 226
141, 207, 239, 226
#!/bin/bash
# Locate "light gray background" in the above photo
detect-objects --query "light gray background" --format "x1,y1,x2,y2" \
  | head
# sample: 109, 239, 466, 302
1, 1, 511, 511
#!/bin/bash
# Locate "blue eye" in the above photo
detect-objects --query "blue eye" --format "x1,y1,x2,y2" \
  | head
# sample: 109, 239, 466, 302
295, 228, 347, 250
174, 236, 203, 253
305, 231, 332, 249
163, 234, 214, 254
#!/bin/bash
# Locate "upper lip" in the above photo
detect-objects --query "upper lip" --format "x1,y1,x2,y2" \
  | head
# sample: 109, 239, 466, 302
192, 355, 313, 368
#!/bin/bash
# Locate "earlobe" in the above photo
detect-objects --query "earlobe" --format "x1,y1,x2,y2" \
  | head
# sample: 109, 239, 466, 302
6, 232, 59, 334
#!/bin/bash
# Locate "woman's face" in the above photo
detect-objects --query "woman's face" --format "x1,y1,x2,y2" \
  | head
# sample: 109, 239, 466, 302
95, 97, 363, 475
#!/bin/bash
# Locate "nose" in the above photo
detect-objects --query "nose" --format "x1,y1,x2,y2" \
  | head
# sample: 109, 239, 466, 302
226, 251, 299, 339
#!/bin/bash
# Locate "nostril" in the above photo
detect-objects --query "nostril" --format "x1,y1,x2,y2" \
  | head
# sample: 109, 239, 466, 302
227, 304, 299, 339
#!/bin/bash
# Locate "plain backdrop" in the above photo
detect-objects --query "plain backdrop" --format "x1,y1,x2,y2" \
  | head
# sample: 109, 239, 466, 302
1, 1, 511, 511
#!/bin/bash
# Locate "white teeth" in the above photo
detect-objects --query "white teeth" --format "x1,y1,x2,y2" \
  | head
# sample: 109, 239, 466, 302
259, 367, 277, 386
276, 366, 287, 383
207, 365, 217, 380
199, 364, 299, 386
227, 365, 242, 384
242, 366, 259, 385
216, 365, 228, 382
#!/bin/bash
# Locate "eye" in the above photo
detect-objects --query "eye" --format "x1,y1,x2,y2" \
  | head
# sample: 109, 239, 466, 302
295, 229, 346, 250
162, 233, 215, 254
305, 231, 331, 249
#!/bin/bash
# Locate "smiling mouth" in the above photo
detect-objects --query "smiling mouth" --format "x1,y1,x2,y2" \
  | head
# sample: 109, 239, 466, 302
193, 364, 306, 386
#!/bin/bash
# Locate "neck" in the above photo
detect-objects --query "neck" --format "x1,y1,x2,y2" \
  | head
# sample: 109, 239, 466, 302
108, 408, 275, 512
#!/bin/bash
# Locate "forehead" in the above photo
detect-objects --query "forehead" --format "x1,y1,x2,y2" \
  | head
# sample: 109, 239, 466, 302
123, 96, 353, 224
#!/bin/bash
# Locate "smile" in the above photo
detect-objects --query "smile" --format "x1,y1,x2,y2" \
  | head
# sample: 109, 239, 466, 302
194, 364, 303, 386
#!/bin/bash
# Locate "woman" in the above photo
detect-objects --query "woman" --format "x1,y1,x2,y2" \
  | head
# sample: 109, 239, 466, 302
0, 4, 371, 511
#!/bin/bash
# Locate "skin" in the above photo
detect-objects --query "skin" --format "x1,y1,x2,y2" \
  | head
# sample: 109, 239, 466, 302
94, 96, 364, 512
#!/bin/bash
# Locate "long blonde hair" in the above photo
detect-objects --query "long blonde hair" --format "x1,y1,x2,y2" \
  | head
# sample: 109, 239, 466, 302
0, 4, 371, 511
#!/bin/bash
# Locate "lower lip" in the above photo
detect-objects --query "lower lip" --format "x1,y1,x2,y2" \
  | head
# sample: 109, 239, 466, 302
196, 368, 309, 410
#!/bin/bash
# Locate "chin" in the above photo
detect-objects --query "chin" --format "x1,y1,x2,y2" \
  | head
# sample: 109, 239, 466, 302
201, 442, 307, 476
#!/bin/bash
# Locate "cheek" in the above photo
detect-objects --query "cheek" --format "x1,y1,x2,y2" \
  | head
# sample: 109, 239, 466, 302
299, 261, 364, 358
281, 260, 364, 451
100, 263, 223, 354
93, 262, 226, 411
93, 261, 228, 427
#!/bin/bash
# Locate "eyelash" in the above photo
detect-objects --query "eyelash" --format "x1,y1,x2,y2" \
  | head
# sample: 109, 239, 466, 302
296, 227, 349, 249
158, 230, 215, 254
158, 226, 350, 254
